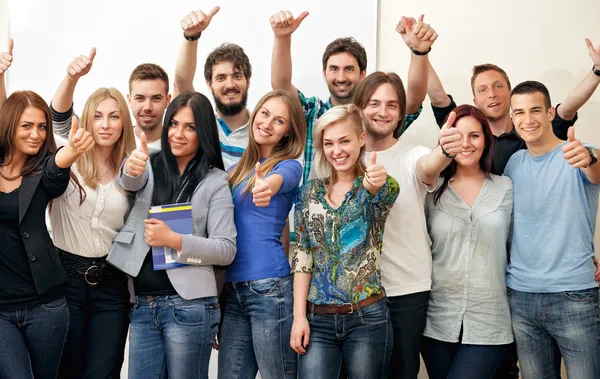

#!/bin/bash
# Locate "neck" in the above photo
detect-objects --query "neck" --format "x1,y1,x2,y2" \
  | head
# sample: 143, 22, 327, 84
334, 169, 356, 185
488, 113, 513, 136
135, 126, 161, 144
3, 151, 27, 173
218, 108, 250, 132
526, 133, 563, 157
93, 145, 114, 167
453, 164, 485, 180
366, 134, 396, 152
259, 145, 273, 159
176, 156, 191, 176
330, 96, 352, 107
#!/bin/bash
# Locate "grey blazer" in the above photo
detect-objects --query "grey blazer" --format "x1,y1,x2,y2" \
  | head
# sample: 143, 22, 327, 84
107, 162, 237, 300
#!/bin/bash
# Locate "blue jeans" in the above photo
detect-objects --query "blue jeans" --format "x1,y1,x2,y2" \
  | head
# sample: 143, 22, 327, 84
0, 297, 70, 379
218, 274, 296, 379
128, 295, 219, 379
508, 287, 600, 379
421, 336, 509, 379
299, 298, 393, 379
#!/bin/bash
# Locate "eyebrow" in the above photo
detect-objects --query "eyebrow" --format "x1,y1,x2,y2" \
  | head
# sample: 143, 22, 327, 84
323, 135, 348, 142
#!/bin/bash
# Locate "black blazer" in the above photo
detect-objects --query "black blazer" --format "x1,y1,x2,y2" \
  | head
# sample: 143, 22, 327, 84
11, 153, 71, 295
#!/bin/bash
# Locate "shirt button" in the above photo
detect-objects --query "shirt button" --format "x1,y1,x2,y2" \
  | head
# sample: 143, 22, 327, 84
23, 232, 30, 239
29, 254, 36, 262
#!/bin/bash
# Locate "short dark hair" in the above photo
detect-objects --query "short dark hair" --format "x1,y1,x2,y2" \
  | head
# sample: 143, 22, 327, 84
510, 80, 552, 110
322, 37, 367, 73
129, 63, 169, 94
471, 64, 511, 95
204, 43, 252, 83
353, 71, 406, 138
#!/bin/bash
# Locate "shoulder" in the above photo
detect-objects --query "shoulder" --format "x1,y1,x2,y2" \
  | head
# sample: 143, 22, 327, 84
274, 159, 302, 172
491, 174, 513, 190
194, 168, 229, 196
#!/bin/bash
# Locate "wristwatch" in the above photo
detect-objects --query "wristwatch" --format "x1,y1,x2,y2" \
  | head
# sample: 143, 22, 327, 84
593, 65, 600, 77
586, 147, 598, 166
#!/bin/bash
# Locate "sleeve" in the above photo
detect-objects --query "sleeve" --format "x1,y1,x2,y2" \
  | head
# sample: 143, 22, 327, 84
432, 94, 458, 128
50, 103, 77, 139
297, 89, 318, 116
365, 175, 400, 221
399, 104, 423, 135
178, 172, 237, 266
552, 103, 578, 141
503, 153, 515, 180
117, 157, 149, 192
41, 150, 71, 199
410, 145, 436, 192
291, 184, 314, 274
269, 160, 302, 194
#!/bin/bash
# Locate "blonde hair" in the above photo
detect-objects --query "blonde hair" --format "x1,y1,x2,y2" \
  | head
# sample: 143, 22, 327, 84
77, 88, 136, 189
312, 104, 367, 184
229, 90, 306, 193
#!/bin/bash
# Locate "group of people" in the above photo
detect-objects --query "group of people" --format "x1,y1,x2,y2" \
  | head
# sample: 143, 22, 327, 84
0, 6, 599, 379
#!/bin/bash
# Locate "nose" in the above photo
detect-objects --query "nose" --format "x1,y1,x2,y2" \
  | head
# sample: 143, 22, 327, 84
333, 143, 343, 155
173, 125, 185, 138
225, 76, 235, 88
336, 70, 347, 82
378, 104, 389, 118
461, 133, 471, 148
101, 116, 109, 129
30, 127, 40, 139
142, 99, 152, 111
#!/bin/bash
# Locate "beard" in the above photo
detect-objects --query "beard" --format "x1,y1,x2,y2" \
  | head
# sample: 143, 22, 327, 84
365, 121, 396, 141
327, 81, 354, 101
214, 90, 249, 117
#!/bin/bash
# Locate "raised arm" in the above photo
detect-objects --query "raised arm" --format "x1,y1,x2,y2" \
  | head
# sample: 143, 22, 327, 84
174, 6, 220, 98
0, 39, 14, 111
416, 112, 458, 186
54, 117, 95, 169
270, 10, 309, 98
563, 127, 600, 184
557, 38, 600, 121
52, 48, 96, 113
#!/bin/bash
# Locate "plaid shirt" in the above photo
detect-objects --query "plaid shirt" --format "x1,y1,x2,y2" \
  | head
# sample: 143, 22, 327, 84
298, 89, 423, 184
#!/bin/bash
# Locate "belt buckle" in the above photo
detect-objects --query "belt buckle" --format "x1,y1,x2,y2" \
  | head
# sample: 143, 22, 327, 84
84, 265, 100, 286
342, 302, 355, 314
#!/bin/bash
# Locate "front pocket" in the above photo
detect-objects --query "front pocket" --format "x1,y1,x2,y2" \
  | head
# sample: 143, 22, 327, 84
563, 288, 599, 302
41, 297, 67, 311
358, 301, 388, 325
171, 302, 206, 326
248, 277, 281, 296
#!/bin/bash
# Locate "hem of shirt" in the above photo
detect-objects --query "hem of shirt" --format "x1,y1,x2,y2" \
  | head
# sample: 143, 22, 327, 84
507, 282, 599, 293
423, 331, 514, 345
0, 286, 64, 312
383, 280, 431, 297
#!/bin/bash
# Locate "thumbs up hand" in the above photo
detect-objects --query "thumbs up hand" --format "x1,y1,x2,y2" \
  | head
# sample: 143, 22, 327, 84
363, 152, 387, 193
181, 6, 220, 37
0, 39, 14, 76
252, 162, 273, 207
126, 132, 150, 177
438, 112, 462, 158
67, 116, 95, 154
270, 10, 309, 37
67, 48, 96, 80
562, 127, 593, 168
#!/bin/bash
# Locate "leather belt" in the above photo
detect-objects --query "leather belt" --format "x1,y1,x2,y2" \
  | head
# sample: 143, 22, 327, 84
308, 292, 385, 315
57, 249, 123, 286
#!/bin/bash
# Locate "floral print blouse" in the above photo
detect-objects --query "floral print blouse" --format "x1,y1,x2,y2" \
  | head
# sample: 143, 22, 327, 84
292, 175, 399, 304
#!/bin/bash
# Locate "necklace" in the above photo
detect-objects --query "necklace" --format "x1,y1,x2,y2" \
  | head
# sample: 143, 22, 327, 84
96, 166, 113, 181
0, 168, 22, 181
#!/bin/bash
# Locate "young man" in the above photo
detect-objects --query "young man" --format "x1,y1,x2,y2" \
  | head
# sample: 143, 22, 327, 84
270, 12, 435, 183
505, 81, 600, 379
174, 6, 252, 170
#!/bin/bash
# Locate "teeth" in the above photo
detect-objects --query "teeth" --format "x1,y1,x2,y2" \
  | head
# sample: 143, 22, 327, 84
334, 156, 348, 162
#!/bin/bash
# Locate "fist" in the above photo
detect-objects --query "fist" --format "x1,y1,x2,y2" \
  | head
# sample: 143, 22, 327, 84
181, 6, 220, 37
67, 48, 96, 80
0, 39, 14, 76
439, 112, 461, 158
68, 117, 95, 154
563, 127, 592, 168
252, 162, 272, 207
126, 132, 150, 177
270, 10, 309, 37
396, 14, 438, 52
364, 152, 387, 190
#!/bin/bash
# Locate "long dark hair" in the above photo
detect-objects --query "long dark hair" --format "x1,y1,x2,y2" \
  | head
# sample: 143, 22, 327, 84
433, 104, 495, 205
151, 92, 224, 205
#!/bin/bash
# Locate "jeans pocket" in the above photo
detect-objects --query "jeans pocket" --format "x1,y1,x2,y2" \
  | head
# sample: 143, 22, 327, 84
563, 288, 599, 302
171, 301, 206, 326
248, 276, 288, 296
358, 300, 388, 325
41, 297, 68, 311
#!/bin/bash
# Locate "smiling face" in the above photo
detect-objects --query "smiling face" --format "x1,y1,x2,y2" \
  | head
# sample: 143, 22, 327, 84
323, 52, 366, 104
128, 79, 170, 133
92, 98, 123, 149
510, 91, 555, 146
362, 83, 400, 142
13, 106, 47, 158
167, 106, 199, 166
252, 97, 291, 157
472, 70, 511, 122
322, 118, 366, 175
453, 116, 486, 169
208, 61, 249, 116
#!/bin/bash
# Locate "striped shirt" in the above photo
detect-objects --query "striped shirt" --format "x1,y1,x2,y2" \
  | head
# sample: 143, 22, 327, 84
216, 115, 249, 170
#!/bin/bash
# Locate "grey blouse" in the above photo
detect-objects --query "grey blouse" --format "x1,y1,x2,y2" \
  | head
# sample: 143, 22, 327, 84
424, 175, 514, 345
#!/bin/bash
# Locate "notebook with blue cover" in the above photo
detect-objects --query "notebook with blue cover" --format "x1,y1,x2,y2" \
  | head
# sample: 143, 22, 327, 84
148, 202, 192, 270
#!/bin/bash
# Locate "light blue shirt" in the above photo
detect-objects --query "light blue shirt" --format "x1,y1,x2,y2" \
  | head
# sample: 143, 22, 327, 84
505, 143, 599, 292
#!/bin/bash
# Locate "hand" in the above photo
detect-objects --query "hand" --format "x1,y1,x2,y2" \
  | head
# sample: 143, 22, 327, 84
270, 10, 309, 37
585, 38, 600, 68
396, 14, 438, 52
144, 219, 176, 248
180, 6, 220, 37
67, 48, 96, 80
290, 317, 310, 354
0, 39, 13, 76
594, 257, 600, 283
438, 112, 461, 158
126, 132, 150, 177
363, 152, 387, 191
562, 127, 592, 168
252, 162, 272, 207
67, 116, 94, 154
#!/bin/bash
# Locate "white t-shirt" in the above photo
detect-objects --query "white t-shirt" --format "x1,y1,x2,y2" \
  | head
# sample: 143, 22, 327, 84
364, 141, 434, 297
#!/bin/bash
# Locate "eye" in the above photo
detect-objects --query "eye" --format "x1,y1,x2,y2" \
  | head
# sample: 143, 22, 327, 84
135, 96, 144, 102
324, 142, 332, 147
342, 139, 350, 144
330, 67, 338, 72
94, 114, 102, 120
369, 102, 378, 108
495, 84, 503, 89
276, 119, 285, 125
234, 74, 242, 80
186, 125, 196, 131
110, 115, 120, 119
261, 110, 268, 116
39, 124, 47, 130
152, 97, 162, 102
346, 67, 354, 72
168, 120, 177, 127
388, 104, 397, 109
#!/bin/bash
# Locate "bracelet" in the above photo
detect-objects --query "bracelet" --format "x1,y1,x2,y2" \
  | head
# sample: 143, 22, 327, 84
593, 65, 600, 77
184, 31, 202, 41
411, 46, 431, 56
440, 144, 455, 159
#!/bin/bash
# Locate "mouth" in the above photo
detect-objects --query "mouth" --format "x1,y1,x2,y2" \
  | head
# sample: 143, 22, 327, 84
372, 118, 390, 126
520, 126, 538, 133
332, 155, 349, 165
170, 141, 186, 147
139, 114, 154, 122
488, 102, 501, 109
223, 89, 240, 97
26, 142, 41, 148
334, 82, 351, 91
98, 133, 113, 138
256, 126, 272, 137
460, 151, 475, 156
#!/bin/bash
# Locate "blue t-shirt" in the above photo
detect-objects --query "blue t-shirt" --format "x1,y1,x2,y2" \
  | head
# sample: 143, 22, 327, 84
505, 142, 599, 292
226, 159, 302, 282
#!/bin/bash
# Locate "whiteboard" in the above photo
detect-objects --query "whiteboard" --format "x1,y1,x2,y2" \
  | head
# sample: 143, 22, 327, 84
7, 0, 377, 115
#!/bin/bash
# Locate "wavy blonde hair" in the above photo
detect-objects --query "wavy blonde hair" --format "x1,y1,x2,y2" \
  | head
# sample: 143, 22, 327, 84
77, 88, 136, 189
229, 90, 306, 193
312, 104, 367, 184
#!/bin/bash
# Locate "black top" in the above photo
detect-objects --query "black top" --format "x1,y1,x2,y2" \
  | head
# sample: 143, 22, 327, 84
134, 249, 177, 296
431, 94, 578, 175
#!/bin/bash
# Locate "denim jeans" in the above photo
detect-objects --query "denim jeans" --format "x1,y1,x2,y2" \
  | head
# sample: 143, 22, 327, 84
128, 295, 220, 379
421, 336, 509, 379
508, 287, 600, 379
218, 274, 296, 379
298, 297, 393, 379
59, 275, 130, 379
0, 297, 70, 379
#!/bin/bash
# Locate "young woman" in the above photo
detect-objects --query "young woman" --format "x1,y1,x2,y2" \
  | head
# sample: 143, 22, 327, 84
421, 105, 513, 379
291, 104, 399, 379
116, 91, 236, 379
0, 91, 94, 379
217, 89, 306, 379
49, 53, 137, 379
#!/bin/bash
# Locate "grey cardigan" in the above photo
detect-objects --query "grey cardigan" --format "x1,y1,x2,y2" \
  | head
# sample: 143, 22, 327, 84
107, 162, 237, 300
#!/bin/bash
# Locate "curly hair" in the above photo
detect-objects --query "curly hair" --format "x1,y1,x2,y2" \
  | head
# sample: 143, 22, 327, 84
204, 43, 252, 83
